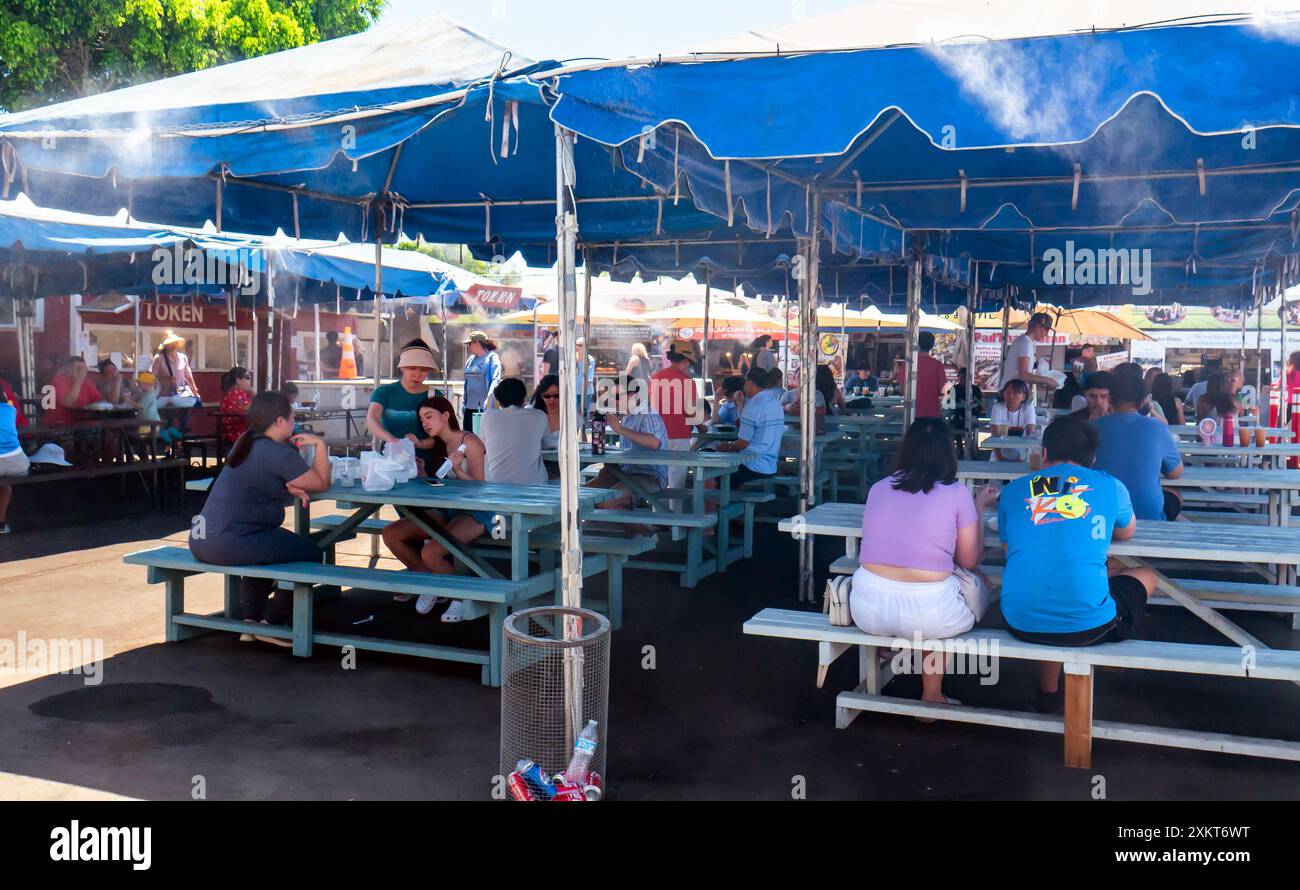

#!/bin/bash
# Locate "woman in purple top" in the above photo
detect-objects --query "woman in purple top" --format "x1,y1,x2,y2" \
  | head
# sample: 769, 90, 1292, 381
852, 418, 1000, 707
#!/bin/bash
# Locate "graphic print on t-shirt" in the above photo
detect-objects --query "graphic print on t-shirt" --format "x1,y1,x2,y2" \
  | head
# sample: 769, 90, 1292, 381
1025, 473, 1093, 525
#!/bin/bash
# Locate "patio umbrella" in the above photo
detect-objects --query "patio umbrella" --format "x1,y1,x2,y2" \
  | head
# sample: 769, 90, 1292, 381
498, 300, 645, 325
974, 307, 1153, 341
641, 300, 784, 337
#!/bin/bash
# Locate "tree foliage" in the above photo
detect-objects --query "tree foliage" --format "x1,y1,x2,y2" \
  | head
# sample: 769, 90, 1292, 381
0, 0, 386, 111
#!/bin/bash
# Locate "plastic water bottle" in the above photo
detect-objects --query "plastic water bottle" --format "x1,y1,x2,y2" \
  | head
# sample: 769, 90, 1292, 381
565, 720, 599, 785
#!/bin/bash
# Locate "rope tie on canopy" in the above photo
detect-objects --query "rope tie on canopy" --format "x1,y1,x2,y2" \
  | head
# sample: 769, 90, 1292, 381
500, 100, 520, 159
959, 170, 968, 213
126, 179, 134, 220
656, 196, 663, 235
292, 193, 300, 239
78, 260, 87, 291
1197, 159, 1207, 196
855, 171, 862, 208
1071, 163, 1082, 211
483, 196, 492, 242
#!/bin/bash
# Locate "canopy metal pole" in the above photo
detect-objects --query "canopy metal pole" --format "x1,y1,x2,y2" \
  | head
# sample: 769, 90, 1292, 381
999, 293, 1011, 377
964, 281, 977, 456
1282, 297, 1291, 428
440, 294, 451, 394
132, 295, 141, 376
373, 231, 383, 389
555, 124, 585, 750
1256, 304, 1264, 409
702, 269, 712, 384
265, 254, 276, 391
903, 244, 923, 429
783, 273, 792, 379
581, 251, 592, 429
314, 303, 322, 380
797, 196, 821, 605
15, 298, 36, 404
227, 288, 238, 368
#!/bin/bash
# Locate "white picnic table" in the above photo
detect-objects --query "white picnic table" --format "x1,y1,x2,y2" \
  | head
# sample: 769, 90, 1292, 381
982, 435, 1300, 469
777, 501, 1300, 652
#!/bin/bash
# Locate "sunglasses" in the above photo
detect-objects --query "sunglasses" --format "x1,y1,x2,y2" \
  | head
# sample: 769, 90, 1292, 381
541, 393, 560, 400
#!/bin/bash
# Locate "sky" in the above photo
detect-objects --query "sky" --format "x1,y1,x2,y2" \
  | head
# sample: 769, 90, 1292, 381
379, 0, 864, 62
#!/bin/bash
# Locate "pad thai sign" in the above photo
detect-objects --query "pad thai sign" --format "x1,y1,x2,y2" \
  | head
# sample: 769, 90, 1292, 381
462, 284, 522, 310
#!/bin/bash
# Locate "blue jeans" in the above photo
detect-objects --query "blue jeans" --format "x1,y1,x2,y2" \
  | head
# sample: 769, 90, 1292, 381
190, 527, 321, 625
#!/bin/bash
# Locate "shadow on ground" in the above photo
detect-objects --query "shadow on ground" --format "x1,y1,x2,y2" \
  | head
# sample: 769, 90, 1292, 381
1, 498, 1299, 800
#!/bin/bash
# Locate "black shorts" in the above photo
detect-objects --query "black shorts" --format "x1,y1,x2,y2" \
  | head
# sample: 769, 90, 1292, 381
1008, 575, 1149, 647
1163, 489, 1183, 521
731, 465, 775, 489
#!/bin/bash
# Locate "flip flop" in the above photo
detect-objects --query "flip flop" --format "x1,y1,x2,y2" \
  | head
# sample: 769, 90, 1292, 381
916, 695, 962, 724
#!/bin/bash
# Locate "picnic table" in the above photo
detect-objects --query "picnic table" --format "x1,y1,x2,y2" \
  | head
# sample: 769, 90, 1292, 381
1169, 423, 1294, 441
982, 434, 1300, 469
955, 460, 1300, 527
777, 500, 1300, 653
543, 444, 754, 586
15, 418, 183, 507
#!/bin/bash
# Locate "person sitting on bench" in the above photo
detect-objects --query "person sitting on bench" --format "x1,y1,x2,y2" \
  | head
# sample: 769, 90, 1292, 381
380, 396, 489, 623
188, 391, 332, 648
586, 375, 668, 510
851, 417, 999, 709
998, 415, 1157, 712
715, 368, 783, 489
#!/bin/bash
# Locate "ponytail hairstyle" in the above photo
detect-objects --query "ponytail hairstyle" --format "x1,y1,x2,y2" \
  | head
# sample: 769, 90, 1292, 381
221, 366, 248, 393
417, 395, 461, 467
226, 391, 294, 469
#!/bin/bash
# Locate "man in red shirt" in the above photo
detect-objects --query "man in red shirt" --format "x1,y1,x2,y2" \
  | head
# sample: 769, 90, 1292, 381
648, 339, 705, 509
902, 332, 948, 420
45, 356, 104, 425
0, 378, 27, 428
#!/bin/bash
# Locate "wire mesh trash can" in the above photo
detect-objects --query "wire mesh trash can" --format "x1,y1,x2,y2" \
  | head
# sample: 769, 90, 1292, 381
500, 607, 610, 799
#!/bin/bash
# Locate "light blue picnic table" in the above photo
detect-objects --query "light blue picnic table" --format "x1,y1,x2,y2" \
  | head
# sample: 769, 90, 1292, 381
544, 444, 753, 586
982, 435, 1300, 470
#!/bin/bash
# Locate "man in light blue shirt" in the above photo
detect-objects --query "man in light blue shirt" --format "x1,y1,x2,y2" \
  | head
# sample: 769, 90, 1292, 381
717, 369, 783, 487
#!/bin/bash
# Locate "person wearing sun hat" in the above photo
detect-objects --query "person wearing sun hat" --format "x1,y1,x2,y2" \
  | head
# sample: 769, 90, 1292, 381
151, 331, 202, 404
460, 330, 502, 432
367, 339, 443, 475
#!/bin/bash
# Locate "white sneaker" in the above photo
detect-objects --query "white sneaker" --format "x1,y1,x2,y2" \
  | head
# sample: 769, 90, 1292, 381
253, 619, 293, 649
415, 594, 446, 615
440, 601, 465, 623
239, 619, 258, 643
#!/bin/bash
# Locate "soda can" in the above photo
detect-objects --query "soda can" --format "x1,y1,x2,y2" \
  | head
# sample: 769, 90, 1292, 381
551, 773, 586, 803
584, 772, 604, 802
506, 771, 535, 802
516, 759, 556, 801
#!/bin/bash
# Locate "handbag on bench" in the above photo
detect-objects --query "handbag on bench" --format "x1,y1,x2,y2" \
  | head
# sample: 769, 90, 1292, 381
823, 576, 853, 627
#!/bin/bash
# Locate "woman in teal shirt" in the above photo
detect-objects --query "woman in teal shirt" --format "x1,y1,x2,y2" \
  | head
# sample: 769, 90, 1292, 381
367, 341, 440, 473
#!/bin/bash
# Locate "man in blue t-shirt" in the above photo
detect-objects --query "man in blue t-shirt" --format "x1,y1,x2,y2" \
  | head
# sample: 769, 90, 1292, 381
1092, 365, 1184, 520
999, 415, 1156, 711
716, 368, 784, 487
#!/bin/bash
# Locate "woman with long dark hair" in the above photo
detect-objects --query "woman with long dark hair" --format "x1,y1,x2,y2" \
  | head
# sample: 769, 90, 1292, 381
380, 396, 489, 623
531, 374, 563, 448
1196, 371, 1240, 420
189, 391, 332, 646
1150, 373, 1185, 426
847, 418, 999, 708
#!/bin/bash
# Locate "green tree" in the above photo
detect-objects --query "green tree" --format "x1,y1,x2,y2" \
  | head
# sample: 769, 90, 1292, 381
398, 240, 522, 287
0, 0, 385, 112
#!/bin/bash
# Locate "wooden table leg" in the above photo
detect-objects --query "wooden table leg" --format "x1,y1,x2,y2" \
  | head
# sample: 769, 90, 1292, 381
1064, 663, 1094, 770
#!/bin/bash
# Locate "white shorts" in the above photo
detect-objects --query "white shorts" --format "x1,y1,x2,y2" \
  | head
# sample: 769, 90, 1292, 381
0, 449, 30, 478
849, 566, 975, 640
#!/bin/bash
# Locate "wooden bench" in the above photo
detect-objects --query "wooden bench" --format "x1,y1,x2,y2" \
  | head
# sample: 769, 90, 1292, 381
744, 607, 1300, 767
123, 546, 551, 686
308, 514, 656, 629
3, 458, 187, 509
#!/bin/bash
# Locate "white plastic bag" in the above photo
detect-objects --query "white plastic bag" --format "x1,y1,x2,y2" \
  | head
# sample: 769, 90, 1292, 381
362, 457, 402, 492
383, 438, 419, 483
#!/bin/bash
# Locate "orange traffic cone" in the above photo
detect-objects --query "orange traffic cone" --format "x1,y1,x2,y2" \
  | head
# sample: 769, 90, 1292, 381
339, 327, 358, 380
